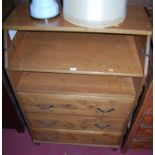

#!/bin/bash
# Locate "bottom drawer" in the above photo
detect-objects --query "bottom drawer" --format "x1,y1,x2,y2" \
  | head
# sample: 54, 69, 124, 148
31, 128, 121, 147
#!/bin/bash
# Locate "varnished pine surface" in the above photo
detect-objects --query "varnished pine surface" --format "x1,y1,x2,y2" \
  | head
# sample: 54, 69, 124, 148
27, 113, 126, 133
31, 128, 121, 146
17, 92, 134, 118
3, 4, 152, 35
8, 32, 143, 77
16, 72, 135, 98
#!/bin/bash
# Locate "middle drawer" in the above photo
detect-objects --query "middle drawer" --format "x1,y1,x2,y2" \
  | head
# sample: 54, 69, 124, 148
27, 114, 126, 133
18, 92, 134, 118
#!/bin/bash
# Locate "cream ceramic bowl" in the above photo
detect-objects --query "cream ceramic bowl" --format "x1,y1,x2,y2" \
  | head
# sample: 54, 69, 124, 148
63, 0, 127, 28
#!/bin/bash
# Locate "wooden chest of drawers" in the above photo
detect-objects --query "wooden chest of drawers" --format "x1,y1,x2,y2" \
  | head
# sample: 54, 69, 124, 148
15, 72, 135, 147
3, 3, 152, 148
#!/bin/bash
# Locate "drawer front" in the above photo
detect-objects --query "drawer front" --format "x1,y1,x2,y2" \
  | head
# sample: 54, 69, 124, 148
32, 128, 121, 146
18, 93, 133, 118
28, 114, 126, 132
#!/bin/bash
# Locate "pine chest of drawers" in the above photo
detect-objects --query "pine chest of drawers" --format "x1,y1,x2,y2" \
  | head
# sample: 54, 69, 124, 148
3, 3, 152, 148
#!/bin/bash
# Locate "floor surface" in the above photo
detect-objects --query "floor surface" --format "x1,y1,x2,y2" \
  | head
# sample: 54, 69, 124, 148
2, 129, 153, 155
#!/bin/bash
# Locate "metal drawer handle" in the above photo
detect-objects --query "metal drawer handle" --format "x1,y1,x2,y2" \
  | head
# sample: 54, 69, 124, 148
95, 124, 111, 129
44, 121, 58, 126
37, 104, 54, 111
97, 107, 114, 113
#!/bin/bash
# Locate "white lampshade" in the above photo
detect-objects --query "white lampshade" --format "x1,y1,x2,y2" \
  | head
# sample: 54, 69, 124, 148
63, 0, 127, 28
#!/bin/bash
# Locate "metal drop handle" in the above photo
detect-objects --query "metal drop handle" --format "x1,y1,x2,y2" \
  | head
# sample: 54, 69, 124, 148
97, 107, 114, 113
44, 121, 58, 126
95, 124, 111, 129
37, 104, 54, 111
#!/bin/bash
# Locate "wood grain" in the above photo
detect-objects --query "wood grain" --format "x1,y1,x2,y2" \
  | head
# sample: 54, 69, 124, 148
134, 36, 147, 73
135, 127, 153, 140
16, 72, 136, 98
3, 4, 152, 35
4, 2, 147, 148
27, 114, 126, 133
142, 114, 153, 125
8, 31, 143, 77
131, 139, 152, 148
31, 128, 121, 146
17, 92, 134, 118
121, 80, 153, 151
7, 70, 22, 89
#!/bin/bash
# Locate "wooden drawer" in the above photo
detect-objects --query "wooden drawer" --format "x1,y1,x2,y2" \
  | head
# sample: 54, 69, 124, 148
28, 114, 126, 132
18, 92, 134, 118
16, 72, 135, 98
32, 128, 121, 147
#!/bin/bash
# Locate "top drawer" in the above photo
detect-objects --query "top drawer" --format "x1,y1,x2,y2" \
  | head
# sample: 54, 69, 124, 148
15, 72, 135, 98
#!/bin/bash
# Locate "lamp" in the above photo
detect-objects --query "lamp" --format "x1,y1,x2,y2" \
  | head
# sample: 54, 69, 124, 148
30, 0, 59, 19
